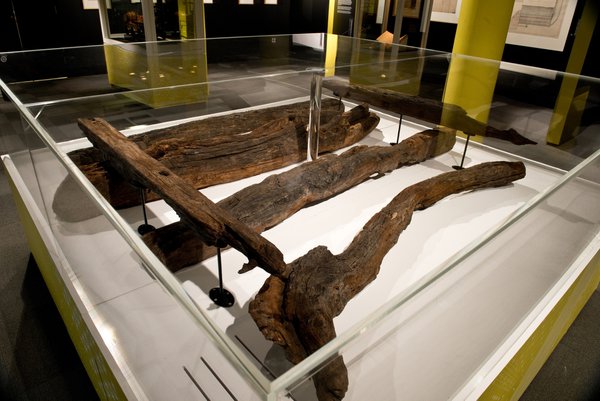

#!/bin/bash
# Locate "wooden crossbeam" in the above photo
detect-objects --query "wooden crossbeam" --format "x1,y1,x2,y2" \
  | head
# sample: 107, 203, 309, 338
78, 117, 288, 278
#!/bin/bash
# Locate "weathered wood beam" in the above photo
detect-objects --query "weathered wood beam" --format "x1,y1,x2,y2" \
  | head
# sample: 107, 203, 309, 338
64, 100, 378, 209
70, 98, 342, 164
143, 128, 456, 272
249, 161, 526, 401
323, 79, 536, 145
77, 117, 287, 278
147, 103, 379, 189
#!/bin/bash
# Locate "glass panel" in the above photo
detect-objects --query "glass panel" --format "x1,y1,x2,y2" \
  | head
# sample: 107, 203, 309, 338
276, 148, 600, 400
2, 34, 599, 401
357, 0, 385, 40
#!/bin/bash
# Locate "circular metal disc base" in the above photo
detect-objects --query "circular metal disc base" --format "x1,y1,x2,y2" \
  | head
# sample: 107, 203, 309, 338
451, 165, 464, 170
209, 287, 235, 308
138, 224, 156, 235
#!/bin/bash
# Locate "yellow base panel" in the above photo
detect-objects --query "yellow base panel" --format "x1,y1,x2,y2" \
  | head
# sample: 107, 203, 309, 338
480, 249, 600, 400
5, 168, 128, 401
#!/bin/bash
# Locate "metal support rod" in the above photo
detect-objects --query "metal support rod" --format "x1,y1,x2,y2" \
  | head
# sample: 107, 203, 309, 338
217, 246, 224, 290
453, 135, 471, 170
141, 189, 149, 224
137, 188, 156, 235
307, 72, 323, 161
209, 247, 235, 307
392, 114, 404, 144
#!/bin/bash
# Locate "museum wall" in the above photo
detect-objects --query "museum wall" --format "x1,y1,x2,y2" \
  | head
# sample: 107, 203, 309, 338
0, 0, 102, 52
421, 0, 599, 124
0, 0, 105, 83
203, 0, 327, 37
204, 0, 291, 37
425, 0, 599, 79
290, 0, 329, 34
0, 1, 596, 83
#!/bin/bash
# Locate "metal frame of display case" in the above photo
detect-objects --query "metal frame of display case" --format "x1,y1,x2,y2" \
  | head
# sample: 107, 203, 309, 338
1, 34, 599, 401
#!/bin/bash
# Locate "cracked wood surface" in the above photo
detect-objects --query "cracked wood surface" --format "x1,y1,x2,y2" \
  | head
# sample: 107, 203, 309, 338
78, 117, 288, 278
249, 161, 526, 401
143, 128, 456, 271
64, 99, 379, 209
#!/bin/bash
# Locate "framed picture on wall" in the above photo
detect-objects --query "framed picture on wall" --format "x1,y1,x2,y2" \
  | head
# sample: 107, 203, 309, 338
430, 0, 462, 23
430, 0, 577, 51
82, 0, 98, 9
506, 0, 578, 51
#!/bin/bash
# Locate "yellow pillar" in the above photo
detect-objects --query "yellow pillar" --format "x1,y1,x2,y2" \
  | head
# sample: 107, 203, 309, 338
327, 0, 336, 34
546, 0, 598, 145
325, 0, 339, 78
442, 0, 515, 127
178, 0, 206, 39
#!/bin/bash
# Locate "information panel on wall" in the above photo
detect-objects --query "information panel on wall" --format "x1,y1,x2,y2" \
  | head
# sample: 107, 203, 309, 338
332, 0, 356, 36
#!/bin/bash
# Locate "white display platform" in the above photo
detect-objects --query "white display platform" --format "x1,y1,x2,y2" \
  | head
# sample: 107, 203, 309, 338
4, 99, 600, 401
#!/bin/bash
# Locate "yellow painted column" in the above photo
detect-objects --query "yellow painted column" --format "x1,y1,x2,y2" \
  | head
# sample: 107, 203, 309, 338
327, 0, 336, 34
442, 0, 515, 126
325, 0, 339, 78
5, 170, 127, 401
546, 0, 598, 145
178, 0, 206, 39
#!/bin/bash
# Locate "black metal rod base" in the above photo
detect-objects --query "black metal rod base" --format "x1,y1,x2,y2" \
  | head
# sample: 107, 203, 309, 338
209, 287, 235, 308
210, 247, 235, 308
137, 224, 156, 235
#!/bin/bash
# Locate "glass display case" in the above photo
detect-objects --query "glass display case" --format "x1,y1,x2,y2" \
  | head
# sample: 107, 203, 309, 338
1, 33, 599, 401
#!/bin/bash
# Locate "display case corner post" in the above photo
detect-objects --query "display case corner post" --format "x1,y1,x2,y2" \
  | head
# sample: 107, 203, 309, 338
308, 72, 323, 162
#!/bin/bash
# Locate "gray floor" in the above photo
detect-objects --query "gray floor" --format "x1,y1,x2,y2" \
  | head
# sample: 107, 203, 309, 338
519, 292, 600, 401
1, 72, 600, 400
0, 165, 99, 400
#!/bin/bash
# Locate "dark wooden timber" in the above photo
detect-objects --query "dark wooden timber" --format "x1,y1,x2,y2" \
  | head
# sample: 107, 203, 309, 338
65, 99, 379, 209
77, 117, 287, 278
143, 128, 456, 272
323, 79, 536, 145
249, 161, 526, 401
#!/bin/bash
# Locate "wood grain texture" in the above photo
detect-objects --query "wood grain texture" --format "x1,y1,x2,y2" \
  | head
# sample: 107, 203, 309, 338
323, 79, 536, 145
249, 161, 526, 401
143, 128, 456, 272
64, 99, 379, 209
77, 117, 287, 278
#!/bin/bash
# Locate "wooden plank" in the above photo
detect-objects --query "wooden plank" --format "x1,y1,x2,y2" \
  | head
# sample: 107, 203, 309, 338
77, 117, 287, 278
143, 128, 457, 271
249, 161, 527, 401
63, 100, 379, 209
